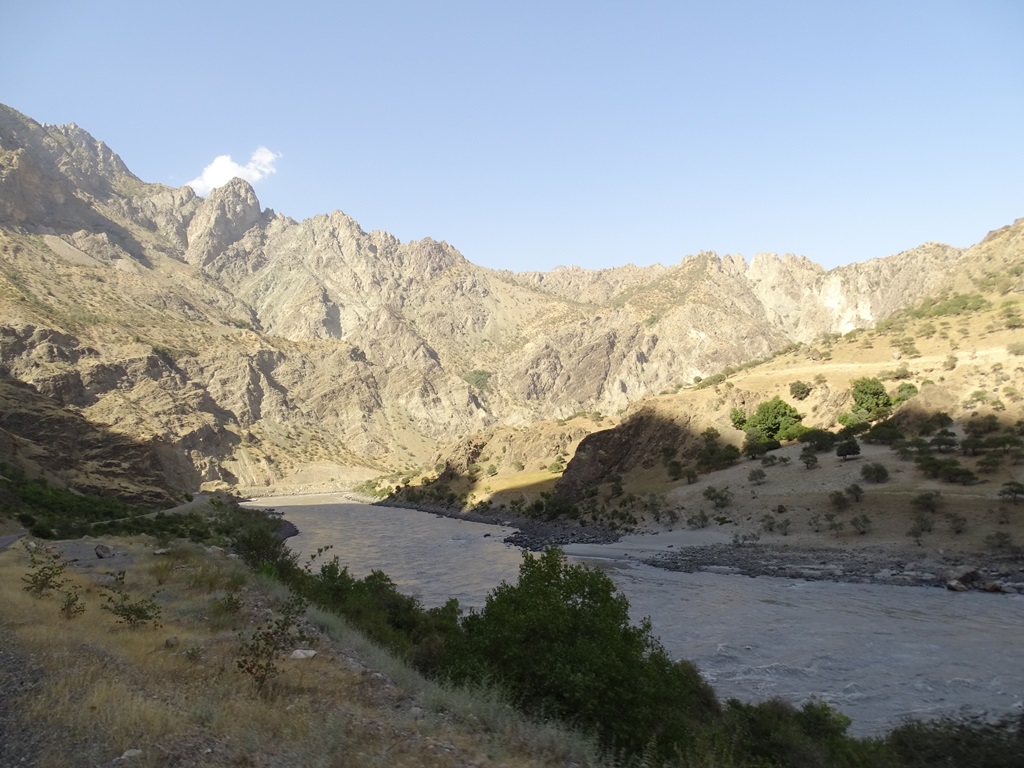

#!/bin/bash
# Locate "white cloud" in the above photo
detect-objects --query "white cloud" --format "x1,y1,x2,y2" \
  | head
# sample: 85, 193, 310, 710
186, 146, 280, 196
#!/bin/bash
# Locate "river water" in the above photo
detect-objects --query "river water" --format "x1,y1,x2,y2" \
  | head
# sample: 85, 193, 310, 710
247, 495, 1024, 737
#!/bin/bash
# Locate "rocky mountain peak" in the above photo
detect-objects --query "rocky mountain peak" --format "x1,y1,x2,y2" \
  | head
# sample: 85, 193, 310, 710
45, 121, 136, 193
185, 177, 265, 267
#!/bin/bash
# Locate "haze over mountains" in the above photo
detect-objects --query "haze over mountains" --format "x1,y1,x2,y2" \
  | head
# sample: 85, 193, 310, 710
0, 102, 1020, 501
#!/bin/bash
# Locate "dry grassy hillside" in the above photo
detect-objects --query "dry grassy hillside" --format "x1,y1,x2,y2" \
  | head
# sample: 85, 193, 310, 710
0, 537, 603, 767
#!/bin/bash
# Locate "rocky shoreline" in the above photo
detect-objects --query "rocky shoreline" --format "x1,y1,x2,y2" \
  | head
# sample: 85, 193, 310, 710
278, 496, 1024, 595
645, 542, 1024, 593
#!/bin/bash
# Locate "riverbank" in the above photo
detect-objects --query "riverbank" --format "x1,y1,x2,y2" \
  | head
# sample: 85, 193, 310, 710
373, 496, 623, 550
254, 493, 1024, 594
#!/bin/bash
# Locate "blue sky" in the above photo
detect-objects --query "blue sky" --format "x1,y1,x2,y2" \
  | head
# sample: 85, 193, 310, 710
3, 1, 1022, 272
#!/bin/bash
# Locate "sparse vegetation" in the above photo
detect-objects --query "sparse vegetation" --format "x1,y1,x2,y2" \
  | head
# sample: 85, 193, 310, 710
861, 462, 890, 483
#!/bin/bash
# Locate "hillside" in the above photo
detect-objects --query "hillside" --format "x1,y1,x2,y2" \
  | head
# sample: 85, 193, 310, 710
1, 101, 1022, 503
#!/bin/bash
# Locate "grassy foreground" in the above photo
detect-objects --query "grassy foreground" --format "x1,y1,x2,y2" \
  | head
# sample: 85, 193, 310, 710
0, 538, 602, 768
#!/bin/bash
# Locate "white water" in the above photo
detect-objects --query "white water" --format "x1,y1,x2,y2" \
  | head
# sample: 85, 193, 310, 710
248, 495, 1024, 736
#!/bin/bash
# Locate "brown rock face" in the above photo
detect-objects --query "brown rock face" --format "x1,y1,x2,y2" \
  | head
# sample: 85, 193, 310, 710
0, 102, 1021, 499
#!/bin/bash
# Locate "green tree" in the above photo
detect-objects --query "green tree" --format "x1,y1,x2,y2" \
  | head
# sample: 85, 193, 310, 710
892, 382, 919, 406
729, 407, 747, 430
835, 438, 861, 460
798, 428, 837, 452
443, 548, 718, 758
745, 396, 803, 440
999, 481, 1024, 504
850, 377, 892, 420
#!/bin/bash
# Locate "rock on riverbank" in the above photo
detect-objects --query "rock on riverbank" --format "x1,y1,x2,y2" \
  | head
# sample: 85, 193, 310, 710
646, 543, 1024, 592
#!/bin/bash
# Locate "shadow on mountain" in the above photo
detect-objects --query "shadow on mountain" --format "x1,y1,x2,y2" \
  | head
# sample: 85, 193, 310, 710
383, 408, 712, 526
0, 375, 194, 507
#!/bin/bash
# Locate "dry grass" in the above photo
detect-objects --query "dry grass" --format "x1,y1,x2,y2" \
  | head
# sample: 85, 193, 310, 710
0, 539, 605, 768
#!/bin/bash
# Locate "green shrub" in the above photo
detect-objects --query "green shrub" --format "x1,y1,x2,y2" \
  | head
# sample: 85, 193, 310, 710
886, 712, 1024, 768
443, 548, 719, 759
101, 571, 162, 629
789, 380, 811, 400
861, 463, 889, 483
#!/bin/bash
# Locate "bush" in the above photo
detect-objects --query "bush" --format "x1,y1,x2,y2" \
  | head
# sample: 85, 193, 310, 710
851, 514, 872, 535
237, 596, 311, 693
861, 463, 890, 483
703, 486, 733, 508
443, 548, 719, 759
101, 571, 162, 629
789, 380, 811, 400
886, 712, 1024, 768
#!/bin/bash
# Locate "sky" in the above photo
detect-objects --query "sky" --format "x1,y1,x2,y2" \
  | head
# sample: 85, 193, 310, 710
2, 1, 1023, 272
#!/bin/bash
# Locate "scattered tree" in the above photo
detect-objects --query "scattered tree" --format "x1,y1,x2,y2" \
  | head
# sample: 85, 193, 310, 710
851, 514, 872, 535
861, 462, 889, 483
911, 491, 942, 513
999, 481, 1024, 504
748, 468, 767, 485
850, 377, 892, 420
745, 397, 803, 441
702, 486, 733, 508
835, 438, 861, 460
829, 491, 850, 512
789, 380, 811, 400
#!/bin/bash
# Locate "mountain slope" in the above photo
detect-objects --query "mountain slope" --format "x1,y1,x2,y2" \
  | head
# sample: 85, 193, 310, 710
0, 102, 1020, 497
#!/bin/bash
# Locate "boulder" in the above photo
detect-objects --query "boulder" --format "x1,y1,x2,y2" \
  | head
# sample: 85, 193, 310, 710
94, 543, 114, 559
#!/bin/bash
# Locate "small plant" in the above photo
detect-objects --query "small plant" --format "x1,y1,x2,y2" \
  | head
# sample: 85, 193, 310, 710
760, 514, 776, 533
808, 513, 823, 532
21, 544, 69, 597
777, 518, 792, 536
907, 512, 935, 545
59, 585, 86, 618
845, 483, 864, 502
829, 491, 850, 512
237, 596, 311, 694
946, 513, 967, 534
850, 514, 872, 535
731, 531, 761, 547
911, 491, 942, 513
984, 531, 1019, 553
686, 510, 710, 529
748, 468, 767, 485
101, 571, 162, 629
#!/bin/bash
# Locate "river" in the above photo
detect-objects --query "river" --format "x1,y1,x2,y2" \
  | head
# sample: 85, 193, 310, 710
246, 495, 1024, 737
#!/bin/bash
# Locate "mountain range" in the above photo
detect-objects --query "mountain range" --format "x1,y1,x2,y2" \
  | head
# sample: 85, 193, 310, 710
1, 102, 1021, 502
